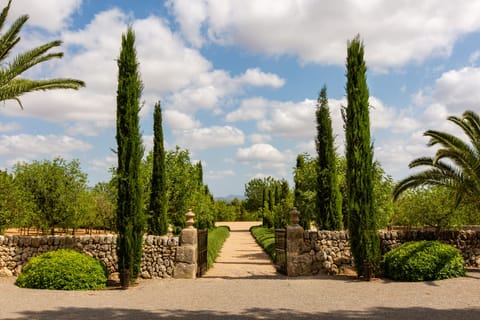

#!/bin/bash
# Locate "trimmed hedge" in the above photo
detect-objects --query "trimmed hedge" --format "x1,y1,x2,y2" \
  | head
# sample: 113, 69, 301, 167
383, 241, 466, 281
250, 225, 275, 261
207, 226, 230, 269
15, 249, 108, 290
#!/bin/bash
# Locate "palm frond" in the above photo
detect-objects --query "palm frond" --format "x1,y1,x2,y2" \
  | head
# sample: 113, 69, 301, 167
0, 14, 28, 61
0, 0, 12, 33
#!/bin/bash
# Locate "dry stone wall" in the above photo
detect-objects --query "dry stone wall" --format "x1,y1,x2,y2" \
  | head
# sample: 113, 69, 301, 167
0, 234, 179, 278
284, 228, 480, 277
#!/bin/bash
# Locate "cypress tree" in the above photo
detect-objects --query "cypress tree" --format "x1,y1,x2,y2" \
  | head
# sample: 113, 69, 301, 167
343, 35, 380, 277
116, 27, 144, 287
148, 101, 168, 235
316, 85, 343, 230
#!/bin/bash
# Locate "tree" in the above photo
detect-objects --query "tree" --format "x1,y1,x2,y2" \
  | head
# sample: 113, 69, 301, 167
148, 101, 168, 235
315, 85, 343, 230
115, 27, 144, 287
294, 153, 316, 229
13, 158, 88, 235
343, 35, 379, 277
393, 110, 480, 210
0, 0, 84, 108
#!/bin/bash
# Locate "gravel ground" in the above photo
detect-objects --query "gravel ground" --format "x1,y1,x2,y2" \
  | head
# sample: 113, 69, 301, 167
0, 222, 479, 320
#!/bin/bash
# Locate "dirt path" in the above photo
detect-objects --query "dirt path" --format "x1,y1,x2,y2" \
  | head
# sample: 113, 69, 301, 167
203, 221, 279, 279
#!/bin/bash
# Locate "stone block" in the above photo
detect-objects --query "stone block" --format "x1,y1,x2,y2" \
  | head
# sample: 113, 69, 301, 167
176, 246, 196, 264
174, 262, 196, 279
0, 267, 12, 277
180, 229, 197, 246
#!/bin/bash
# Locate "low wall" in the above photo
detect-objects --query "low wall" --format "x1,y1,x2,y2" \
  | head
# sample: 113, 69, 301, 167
285, 228, 480, 277
0, 234, 179, 278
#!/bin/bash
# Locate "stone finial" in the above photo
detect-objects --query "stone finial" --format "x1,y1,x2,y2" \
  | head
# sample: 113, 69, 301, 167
290, 207, 300, 226
167, 224, 173, 237
185, 209, 195, 228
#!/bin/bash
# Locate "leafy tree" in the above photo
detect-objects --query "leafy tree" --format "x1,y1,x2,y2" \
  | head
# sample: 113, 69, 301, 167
148, 101, 168, 235
89, 182, 116, 232
315, 85, 343, 230
13, 158, 88, 235
343, 35, 379, 277
0, 0, 84, 108
294, 153, 316, 229
393, 110, 480, 211
115, 27, 144, 287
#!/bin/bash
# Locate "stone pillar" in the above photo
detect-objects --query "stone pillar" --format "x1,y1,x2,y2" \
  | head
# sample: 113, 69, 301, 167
174, 209, 198, 279
286, 207, 306, 276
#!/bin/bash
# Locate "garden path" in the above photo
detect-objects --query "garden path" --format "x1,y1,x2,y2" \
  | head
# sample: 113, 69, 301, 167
203, 221, 279, 279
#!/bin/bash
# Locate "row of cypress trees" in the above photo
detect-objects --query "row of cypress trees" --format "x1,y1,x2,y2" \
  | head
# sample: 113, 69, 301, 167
312, 35, 379, 277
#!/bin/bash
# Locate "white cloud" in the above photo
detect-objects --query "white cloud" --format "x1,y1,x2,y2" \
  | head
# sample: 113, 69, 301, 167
226, 97, 269, 122
89, 155, 117, 173
205, 169, 235, 180
164, 110, 201, 130
170, 0, 480, 69
0, 134, 91, 167
236, 143, 284, 163
175, 126, 245, 150
11, 0, 81, 32
236, 68, 285, 88
249, 133, 271, 144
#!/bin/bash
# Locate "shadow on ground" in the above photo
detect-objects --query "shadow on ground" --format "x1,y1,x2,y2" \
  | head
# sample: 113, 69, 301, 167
5, 307, 480, 320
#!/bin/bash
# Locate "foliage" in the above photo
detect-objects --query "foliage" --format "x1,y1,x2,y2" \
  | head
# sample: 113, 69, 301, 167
343, 35, 380, 276
89, 182, 116, 232
0, 0, 84, 109
148, 101, 168, 235
207, 226, 230, 269
392, 186, 480, 229
15, 249, 107, 290
213, 199, 241, 221
245, 176, 291, 228
315, 85, 343, 230
393, 110, 480, 211
250, 226, 276, 261
13, 158, 89, 235
294, 153, 316, 229
115, 27, 144, 285
383, 241, 466, 281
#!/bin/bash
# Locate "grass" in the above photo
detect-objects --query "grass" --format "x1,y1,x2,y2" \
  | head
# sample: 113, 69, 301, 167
250, 225, 275, 261
207, 226, 230, 269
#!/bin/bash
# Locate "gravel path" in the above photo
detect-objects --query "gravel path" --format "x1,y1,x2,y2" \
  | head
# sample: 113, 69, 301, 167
0, 222, 479, 319
203, 221, 277, 279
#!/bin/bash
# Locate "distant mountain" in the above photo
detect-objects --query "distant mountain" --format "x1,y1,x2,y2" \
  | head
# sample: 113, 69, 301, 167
215, 194, 245, 202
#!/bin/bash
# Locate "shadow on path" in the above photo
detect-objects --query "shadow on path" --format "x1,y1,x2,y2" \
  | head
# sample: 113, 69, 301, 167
6, 306, 480, 320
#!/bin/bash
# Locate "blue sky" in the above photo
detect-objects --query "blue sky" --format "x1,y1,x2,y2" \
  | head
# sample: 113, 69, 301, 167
1, 1, 480, 197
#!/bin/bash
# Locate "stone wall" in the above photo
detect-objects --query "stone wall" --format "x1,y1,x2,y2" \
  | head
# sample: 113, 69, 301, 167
0, 234, 179, 278
283, 226, 480, 277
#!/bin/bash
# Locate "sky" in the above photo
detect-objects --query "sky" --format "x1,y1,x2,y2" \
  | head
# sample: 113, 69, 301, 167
1, 0, 480, 198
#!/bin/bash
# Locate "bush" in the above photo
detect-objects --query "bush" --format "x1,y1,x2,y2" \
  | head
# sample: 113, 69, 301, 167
383, 241, 466, 281
15, 249, 108, 290
207, 226, 230, 269
250, 226, 275, 261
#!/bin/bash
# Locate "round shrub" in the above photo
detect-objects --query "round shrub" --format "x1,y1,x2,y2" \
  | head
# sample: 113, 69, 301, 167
383, 241, 465, 281
15, 249, 107, 290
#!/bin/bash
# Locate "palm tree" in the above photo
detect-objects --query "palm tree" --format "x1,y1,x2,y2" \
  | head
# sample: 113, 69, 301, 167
393, 110, 480, 208
0, 0, 84, 109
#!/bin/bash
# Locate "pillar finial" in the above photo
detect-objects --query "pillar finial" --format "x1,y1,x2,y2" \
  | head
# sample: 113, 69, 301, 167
290, 207, 300, 226
185, 209, 195, 228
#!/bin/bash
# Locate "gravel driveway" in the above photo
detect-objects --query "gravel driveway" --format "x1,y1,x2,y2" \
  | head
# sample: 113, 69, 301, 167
0, 222, 478, 319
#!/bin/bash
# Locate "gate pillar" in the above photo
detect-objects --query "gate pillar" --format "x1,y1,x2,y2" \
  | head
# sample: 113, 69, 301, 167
174, 209, 197, 279
286, 207, 306, 276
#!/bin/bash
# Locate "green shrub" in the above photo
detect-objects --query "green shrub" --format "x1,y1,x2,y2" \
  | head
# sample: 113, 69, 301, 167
383, 241, 466, 281
250, 226, 275, 261
15, 249, 108, 290
207, 226, 230, 268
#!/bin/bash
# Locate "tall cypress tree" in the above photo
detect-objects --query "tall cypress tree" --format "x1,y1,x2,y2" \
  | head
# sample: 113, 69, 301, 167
316, 85, 343, 230
148, 101, 168, 235
116, 27, 144, 287
343, 35, 379, 277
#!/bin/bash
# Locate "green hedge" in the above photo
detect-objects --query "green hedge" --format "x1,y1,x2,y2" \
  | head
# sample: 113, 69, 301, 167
250, 225, 275, 261
207, 226, 230, 269
16, 249, 108, 290
383, 241, 466, 281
